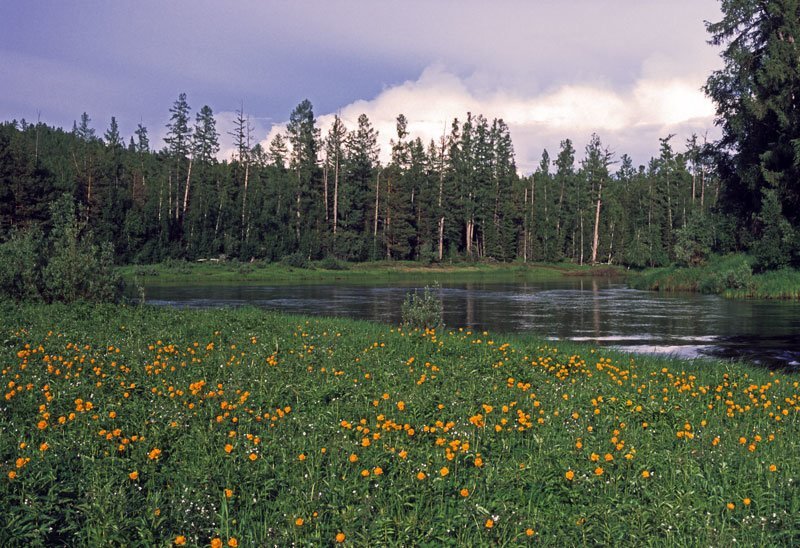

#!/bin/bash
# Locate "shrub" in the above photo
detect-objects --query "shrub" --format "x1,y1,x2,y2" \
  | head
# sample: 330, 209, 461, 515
317, 256, 348, 270
401, 284, 443, 330
281, 252, 310, 269
0, 194, 122, 303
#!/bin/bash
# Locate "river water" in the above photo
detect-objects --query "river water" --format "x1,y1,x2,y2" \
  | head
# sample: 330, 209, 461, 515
139, 278, 800, 369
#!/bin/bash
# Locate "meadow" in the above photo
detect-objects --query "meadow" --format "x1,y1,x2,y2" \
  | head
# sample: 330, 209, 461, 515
2, 301, 799, 546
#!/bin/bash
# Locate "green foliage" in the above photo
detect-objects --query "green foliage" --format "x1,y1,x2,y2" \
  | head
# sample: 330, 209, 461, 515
752, 188, 797, 272
0, 194, 121, 303
0, 227, 43, 301
401, 284, 443, 330
316, 256, 348, 271
281, 251, 310, 269
674, 211, 715, 266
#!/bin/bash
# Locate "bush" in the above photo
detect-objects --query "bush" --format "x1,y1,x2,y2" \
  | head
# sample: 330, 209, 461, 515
401, 284, 443, 330
0, 194, 122, 303
317, 256, 348, 270
281, 252, 310, 269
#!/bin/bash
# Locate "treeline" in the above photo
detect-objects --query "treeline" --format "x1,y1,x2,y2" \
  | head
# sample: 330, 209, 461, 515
1, 95, 728, 268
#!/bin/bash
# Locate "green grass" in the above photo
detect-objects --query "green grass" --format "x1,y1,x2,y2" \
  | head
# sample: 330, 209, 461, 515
630, 254, 800, 300
1, 302, 799, 546
118, 260, 625, 286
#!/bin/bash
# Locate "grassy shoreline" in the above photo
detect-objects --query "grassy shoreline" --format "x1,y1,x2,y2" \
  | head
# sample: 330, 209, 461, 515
118, 260, 626, 285
630, 255, 800, 300
2, 302, 798, 545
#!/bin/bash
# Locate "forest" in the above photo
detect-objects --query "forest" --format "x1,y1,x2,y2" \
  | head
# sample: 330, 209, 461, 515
0, 102, 725, 269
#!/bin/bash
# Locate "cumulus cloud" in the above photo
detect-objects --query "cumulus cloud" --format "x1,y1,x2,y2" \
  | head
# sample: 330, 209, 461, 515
263, 64, 717, 174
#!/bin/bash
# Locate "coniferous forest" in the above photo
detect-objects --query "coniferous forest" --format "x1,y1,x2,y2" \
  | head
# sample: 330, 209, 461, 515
0, 102, 724, 269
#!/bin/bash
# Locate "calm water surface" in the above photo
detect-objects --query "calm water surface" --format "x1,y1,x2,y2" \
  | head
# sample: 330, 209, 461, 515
139, 278, 800, 369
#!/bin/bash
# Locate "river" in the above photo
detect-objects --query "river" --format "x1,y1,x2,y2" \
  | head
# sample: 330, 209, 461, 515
138, 278, 800, 369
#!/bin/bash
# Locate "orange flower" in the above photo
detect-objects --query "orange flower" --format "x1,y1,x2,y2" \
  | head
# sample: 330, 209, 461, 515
174, 535, 186, 546
726, 502, 735, 510
224, 488, 233, 498
440, 467, 449, 477
565, 470, 575, 481
373, 466, 383, 476
335, 532, 346, 543
295, 517, 304, 526
148, 448, 162, 460
743, 498, 751, 506
37, 420, 47, 430
349, 453, 358, 463
210, 538, 222, 548
416, 471, 426, 480
361, 469, 370, 477
485, 518, 494, 529
298, 453, 306, 461
7, 471, 16, 480
248, 453, 258, 461
769, 464, 777, 472
460, 488, 469, 497
129, 471, 139, 481
224, 444, 234, 453
526, 528, 535, 537
641, 470, 651, 479
227, 538, 238, 547
39, 442, 49, 452
594, 467, 604, 476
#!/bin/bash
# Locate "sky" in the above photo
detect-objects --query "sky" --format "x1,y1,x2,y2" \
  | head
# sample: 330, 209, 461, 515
0, 1, 724, 173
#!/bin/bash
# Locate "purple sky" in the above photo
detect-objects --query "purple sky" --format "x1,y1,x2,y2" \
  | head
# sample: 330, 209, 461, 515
1, 1, 724, 172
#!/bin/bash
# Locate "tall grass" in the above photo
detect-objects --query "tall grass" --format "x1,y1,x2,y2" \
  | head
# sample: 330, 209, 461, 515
631, 254, 800, 300
1, 302, 798, 545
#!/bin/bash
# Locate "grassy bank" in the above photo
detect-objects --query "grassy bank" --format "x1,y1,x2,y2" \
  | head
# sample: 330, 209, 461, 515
2, 303, 799, 546
118, 260, 624, 285
630, 254, 800, 299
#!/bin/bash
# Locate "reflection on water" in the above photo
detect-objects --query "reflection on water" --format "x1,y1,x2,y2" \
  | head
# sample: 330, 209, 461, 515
138, 279, 800, 369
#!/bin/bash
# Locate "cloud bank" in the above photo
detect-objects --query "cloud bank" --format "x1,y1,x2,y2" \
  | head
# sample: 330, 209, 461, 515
264, 64, 717, 174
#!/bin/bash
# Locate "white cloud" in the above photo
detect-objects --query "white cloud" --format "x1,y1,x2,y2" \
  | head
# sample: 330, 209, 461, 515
263, 65, 717, 174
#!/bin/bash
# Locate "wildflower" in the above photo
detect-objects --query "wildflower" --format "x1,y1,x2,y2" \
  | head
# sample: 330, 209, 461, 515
526, 528, 535, 536
295, 517, 304, 526
335, 532, 346, 543
373, 467, 383, 475
8, 471, 16, 480
210, 539, 222, 548
349, 453, 359, 463
37, 420, 47, 430
224, 444, 234, 453
440, 467, 449, 477
129, 471, 139, 481
565, 470, 575, 481
417, 471, 426, 480
227, 538, 238, 547
485, 518, 494, 529
726, 502, 735, 510
361, 469, 370, 477
460, 488, 469, 497
224, 488, 233, 498
148, 448, 162, 460
594, 467, 604, 476
769, 464, 777, 472
39, 442, 49, 452
641, 470, 650, 479
298, 453, 306, 461
743, 498, 751, 506
248, 453, 258, 461
174, 536, 186, 546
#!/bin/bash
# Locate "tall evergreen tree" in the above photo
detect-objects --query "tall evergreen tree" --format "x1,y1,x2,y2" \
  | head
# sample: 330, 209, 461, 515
705, 0, 800, 267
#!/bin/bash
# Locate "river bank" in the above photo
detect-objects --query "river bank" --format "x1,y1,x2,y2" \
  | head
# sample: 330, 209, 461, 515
118, 260, 625, 285
1, 302, 798, 545
630, 254, 800, 300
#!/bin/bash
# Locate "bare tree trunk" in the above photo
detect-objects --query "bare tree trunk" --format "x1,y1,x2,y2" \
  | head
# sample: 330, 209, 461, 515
579, 211, 584, 266
437, 141, 445, 262
591, 180, 602, 264
333, 149, 339, 237
214, 180, 223, 237
523, 187, 528, 263
323, 156, 329, 223
438, 217, 444, 261
700, 165, 705, 209
373, 171, 381, 255
182, 156, 193, 221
